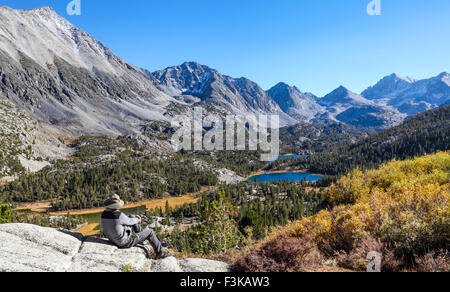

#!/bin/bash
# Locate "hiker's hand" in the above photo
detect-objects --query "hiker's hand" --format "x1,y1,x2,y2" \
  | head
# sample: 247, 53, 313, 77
136, 215, 141, 223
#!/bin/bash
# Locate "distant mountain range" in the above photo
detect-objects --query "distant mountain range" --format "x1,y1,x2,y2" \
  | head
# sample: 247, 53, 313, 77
153, 62, 294, 125
362, 73, 450, 115
0, 6, 449, 136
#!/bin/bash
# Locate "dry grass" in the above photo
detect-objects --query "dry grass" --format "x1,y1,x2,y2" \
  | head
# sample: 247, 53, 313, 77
76, 223, 101, 237
16, 186, 215, 216
15, 200, 54, 213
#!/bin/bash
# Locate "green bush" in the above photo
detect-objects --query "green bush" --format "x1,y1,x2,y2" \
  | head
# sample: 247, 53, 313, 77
0, 203, 11, 224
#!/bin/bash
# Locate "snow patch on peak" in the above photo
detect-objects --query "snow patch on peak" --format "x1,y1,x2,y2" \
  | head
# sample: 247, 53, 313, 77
388, 73, 416, 83
0, 5, 135, 76
439, 72, 450, 86
27, 6, 56, 14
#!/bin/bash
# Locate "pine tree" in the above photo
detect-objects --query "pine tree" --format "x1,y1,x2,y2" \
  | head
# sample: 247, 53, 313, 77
0, 203, 11, 224
196, 190, 242, 254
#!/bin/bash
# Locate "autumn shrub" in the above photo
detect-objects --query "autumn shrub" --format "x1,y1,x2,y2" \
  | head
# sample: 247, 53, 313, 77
334, 236, 401, 272
232, 234, 321, 272
415, 250, 449, 272
0, 203, 11, 224
291, 152, 450, 271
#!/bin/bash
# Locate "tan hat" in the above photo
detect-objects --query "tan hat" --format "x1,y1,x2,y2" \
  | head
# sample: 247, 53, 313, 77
104, 194, 124, 209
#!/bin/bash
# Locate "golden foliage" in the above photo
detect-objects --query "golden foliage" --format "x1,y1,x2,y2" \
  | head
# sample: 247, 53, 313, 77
291, 152, 450, 260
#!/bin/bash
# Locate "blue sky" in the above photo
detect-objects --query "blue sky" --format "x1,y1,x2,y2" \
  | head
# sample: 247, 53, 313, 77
3, 0, 450, 96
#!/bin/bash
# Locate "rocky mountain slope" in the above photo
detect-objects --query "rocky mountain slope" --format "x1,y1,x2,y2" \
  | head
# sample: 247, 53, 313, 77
0, 100, 70, 177
279, 121, 367, 153
362, 72, 450, 115
0, 6, 174, 136
266, 72, 450, 130
316, 86, 406, 129
153, 62, 296, 125
0, 223, 229, 272
267, 82, 326, 122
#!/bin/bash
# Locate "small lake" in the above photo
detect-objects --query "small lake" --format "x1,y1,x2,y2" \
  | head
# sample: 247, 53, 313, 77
245, 172, 323, 183
268, 154, 308, 163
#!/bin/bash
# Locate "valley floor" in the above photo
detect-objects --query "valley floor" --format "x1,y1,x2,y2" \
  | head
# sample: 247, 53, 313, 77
15, 186, 218, 236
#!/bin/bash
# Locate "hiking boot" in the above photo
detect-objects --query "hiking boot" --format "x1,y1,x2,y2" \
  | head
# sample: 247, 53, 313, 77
141, 245, 152, 259
161, 242, 172, 248
155, 250, 172, 260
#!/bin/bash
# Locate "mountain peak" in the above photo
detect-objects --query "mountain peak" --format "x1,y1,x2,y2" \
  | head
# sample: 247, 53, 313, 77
272, 82, 290, 88
29, 6, 56, 12
387, 73, 416, 83
334, 85, 351, 94
0, 5, 167, 135
161, 62, 217, 75
0, 5, 54, 14
438, 72, 450, 86
180, 61, 205, 69
10, 6, 58, 17
362, 73, 416, 100
26, 6, 61, 21
267, 82, 322, 121
319, 86, 369, 107
269, 82, 306, 95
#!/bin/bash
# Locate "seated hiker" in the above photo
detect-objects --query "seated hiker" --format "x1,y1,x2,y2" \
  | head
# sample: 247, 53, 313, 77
101, 194, 171, 259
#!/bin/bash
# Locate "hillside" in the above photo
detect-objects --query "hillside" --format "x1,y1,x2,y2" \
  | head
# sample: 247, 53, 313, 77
0, 6, 173, 136
271, 105, 450, 175
0, 136, 220, 210
0, 100, 70, 177
279, 121, 367, 154
234, 152, 449, 272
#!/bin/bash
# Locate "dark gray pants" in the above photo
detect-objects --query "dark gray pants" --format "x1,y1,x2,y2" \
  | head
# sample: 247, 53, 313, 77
125, 220, 163, 255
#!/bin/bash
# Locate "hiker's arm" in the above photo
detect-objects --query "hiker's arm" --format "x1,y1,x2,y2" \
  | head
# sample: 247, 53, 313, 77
118, 213, 139, 226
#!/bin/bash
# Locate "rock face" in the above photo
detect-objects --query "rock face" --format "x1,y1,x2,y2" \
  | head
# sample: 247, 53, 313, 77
153, 62, 296, 126
0, 223, 229, 272
0, 6, 172, 136
0, 100, 70, 177
267, 82, 326, 122
362, 72, 450, 116
316, 86, 405, 130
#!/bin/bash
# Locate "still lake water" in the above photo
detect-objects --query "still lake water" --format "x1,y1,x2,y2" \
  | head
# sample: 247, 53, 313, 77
244, 172, 323, 183
246, 154, 323, 183
268, 154, 307, 163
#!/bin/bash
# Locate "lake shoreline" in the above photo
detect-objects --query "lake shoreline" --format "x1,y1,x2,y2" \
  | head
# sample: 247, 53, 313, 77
242, 169, 325, 182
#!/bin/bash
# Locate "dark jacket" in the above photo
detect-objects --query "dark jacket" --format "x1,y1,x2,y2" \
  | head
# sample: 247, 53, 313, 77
101, 208, 139, 247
